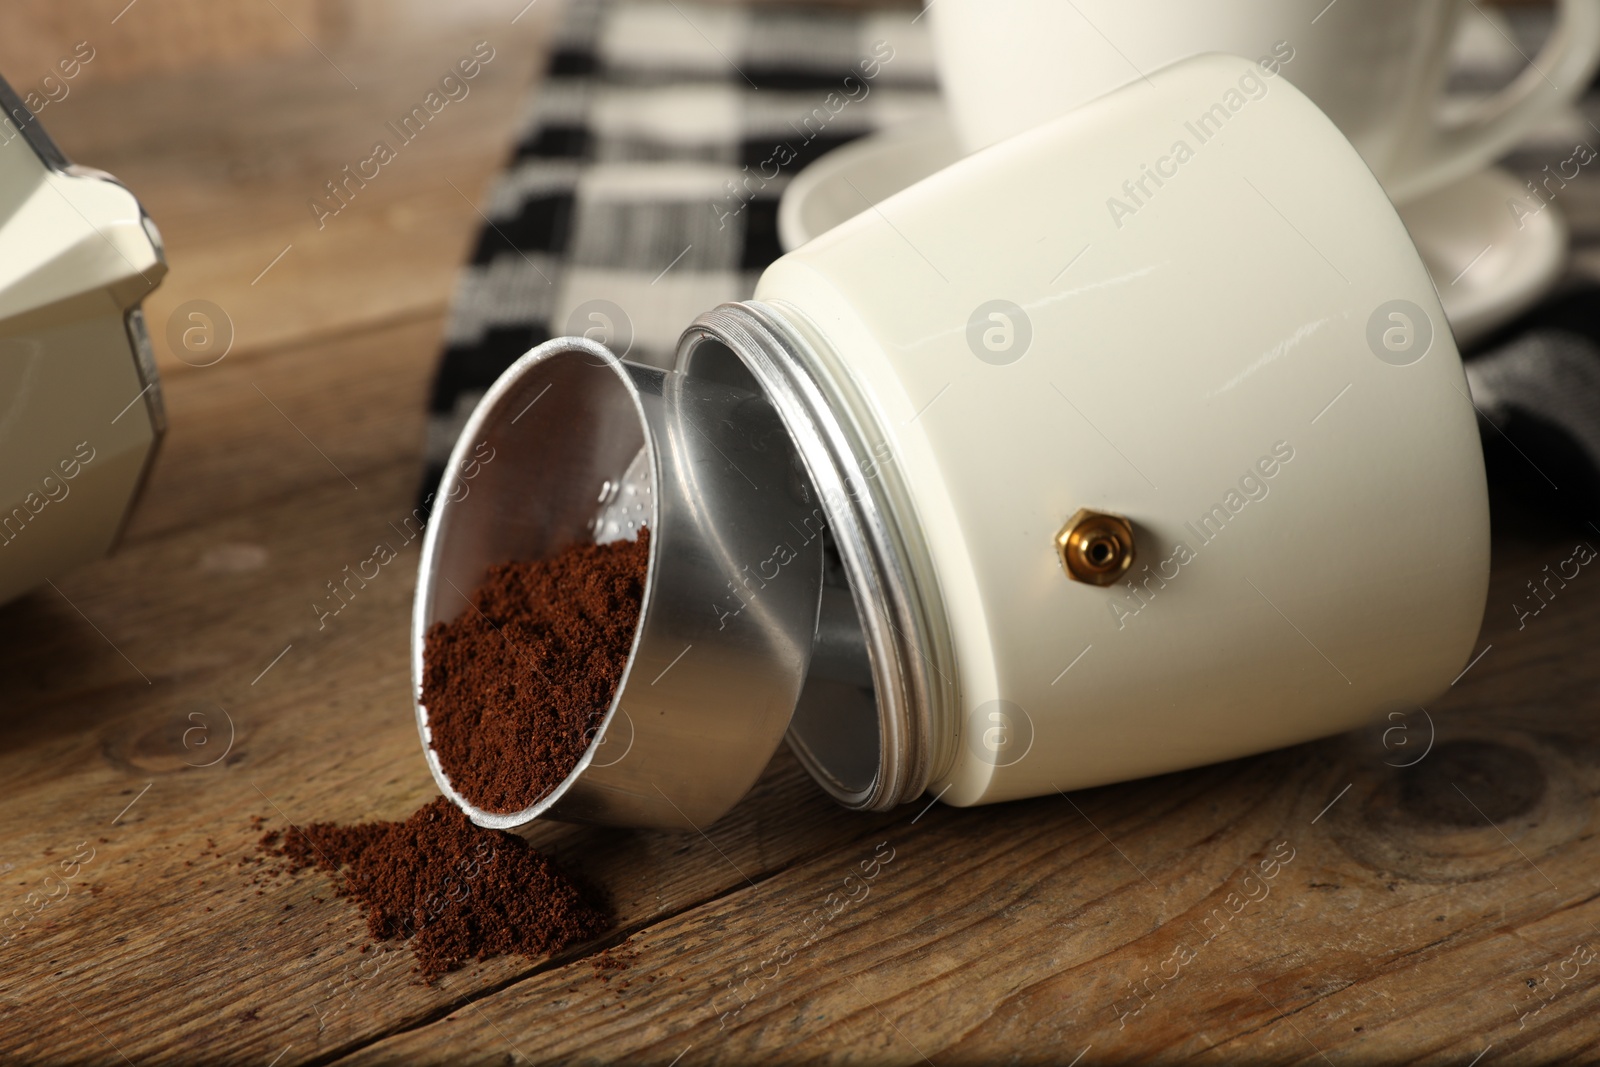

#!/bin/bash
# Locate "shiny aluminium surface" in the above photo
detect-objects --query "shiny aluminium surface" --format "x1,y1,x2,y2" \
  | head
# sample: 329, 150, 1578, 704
412, 337, 824, 831
678, 304, 959, 813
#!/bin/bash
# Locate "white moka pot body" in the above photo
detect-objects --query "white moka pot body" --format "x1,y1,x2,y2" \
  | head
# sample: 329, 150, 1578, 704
755, 53, 1490, 805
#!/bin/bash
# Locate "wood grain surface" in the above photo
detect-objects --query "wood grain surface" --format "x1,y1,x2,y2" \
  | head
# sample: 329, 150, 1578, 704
2, 2, 1599, 1065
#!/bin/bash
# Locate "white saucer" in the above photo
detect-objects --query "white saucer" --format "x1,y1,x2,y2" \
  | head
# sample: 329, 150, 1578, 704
1404, 167, 1567, 345
778, 115, 962, 255
778, 117, 1568, 347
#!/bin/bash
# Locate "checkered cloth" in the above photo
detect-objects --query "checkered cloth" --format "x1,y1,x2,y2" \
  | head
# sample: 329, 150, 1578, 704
425, 0, 1600, 523
1467, 292, 1600, 517
422, 0, 940, 481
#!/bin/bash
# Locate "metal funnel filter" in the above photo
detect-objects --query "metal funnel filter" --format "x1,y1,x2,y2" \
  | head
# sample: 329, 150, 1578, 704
412, 337, 824, 831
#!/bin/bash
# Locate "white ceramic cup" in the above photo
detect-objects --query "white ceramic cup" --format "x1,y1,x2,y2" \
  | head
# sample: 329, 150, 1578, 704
930, 0, 1600, 204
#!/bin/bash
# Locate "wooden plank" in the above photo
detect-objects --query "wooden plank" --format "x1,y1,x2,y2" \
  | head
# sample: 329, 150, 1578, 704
324, 528, 1600, 1066
0, 0, 321, 87
0, 304, 902, 1064
0, 0, 560, 87
36, 15, 553, 366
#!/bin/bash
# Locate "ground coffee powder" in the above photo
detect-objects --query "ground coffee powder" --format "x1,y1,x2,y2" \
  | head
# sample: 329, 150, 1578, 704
260, 797, 608, 979
421, 530, 649, 814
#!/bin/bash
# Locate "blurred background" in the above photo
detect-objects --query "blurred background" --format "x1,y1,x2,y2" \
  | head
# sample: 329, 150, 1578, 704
0, 0, 560, 364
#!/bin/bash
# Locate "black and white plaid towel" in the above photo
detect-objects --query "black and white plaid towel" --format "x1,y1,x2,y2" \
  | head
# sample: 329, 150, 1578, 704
422, 0, 939, 480
425, 0, 1600, 525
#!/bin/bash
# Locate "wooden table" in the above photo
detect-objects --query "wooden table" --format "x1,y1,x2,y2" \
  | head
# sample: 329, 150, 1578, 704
3, 3, 1600, 1064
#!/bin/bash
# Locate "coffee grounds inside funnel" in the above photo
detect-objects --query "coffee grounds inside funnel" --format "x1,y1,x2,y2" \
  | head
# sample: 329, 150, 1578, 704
259, 797, 609, 979
422, 530, 649, 814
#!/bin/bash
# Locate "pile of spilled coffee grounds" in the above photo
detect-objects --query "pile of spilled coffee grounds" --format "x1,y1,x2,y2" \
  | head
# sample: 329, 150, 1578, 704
259, 797, 608, 979
422, 530, 649, 814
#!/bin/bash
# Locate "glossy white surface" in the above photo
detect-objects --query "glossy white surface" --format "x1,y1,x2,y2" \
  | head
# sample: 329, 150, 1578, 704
758, 54, 1491, 804
778, 119, 1568, 346
929, 0, 1600, 204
